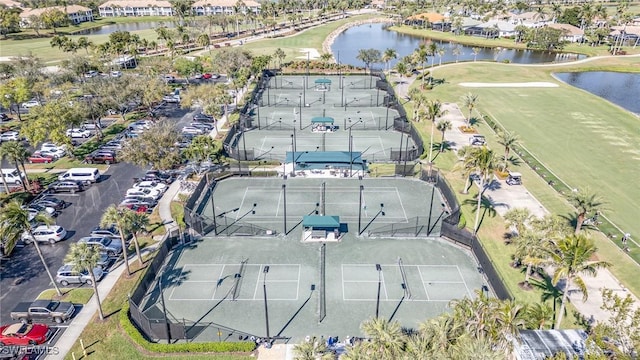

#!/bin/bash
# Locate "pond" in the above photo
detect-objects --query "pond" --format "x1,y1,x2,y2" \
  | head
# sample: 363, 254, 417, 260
331, 23, 585, 67
73, 21, 176, 35
554, 72, 640, 115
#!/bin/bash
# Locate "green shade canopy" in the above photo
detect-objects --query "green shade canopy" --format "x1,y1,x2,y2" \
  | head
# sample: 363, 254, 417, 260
311, 117, 334, 124
303, 215, 340, 229
314, 79, 332, 84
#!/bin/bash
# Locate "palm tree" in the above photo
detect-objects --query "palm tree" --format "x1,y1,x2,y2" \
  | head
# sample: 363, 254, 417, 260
0, 201, 62, 296
472, 47, 480, 61
469, 146, 500, 234
359, 317, 405, 359
319, 52, 332, 63
454, 145, 476, 195
546, 234, 610, 329
101, 205, 132, 276
424, 99, 447, 165
125, 210, 148, 267
395, 61, 407, 85
196, 33, 210, 53
273, 48, 286, 68
64, 242, 104, 320
452, 46, 461, 62
504, 207, 533, 236
436, 119, 452, 152
496, 130, 520, 172
524, 302, 554, 330
568, 187, 605, 234
514, 229, 547, 288
293, 337, 334, 360
461, 92, 479, 128
382, 48, 397, 73
413, 42, 429, 89
0, 142, 30, 191
0, 150, 10, 193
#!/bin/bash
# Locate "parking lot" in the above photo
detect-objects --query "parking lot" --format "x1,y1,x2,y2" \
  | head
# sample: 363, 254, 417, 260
0, 101, 193, 330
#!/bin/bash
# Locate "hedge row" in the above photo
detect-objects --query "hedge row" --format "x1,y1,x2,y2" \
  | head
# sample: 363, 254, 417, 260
119, 302, 256, 353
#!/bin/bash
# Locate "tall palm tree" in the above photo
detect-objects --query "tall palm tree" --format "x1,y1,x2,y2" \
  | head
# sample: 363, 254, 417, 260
514, 229, 547, 288
360, 317, 405, 359
452, 46, 461, 62
424, 99, 447, 165
468, 146, 499, 234
413, 42, 429, 89
461, 92, 479, 128
472, 47, 480, 61
436, 119, 452, 152
382, 48, 397, 73
125, 210, 148, 267
454, 145, 476, 194
568, 187, 605, 234
496, 130, 520, 172
524, 302, 554, 330
395, 61, 407, 85
0, 149, 10, 193
546, 234, 610, 329
0, 142, 30, 191
0, 201, 62, 296
64, 242, 104, 320
101, 205, 132, 276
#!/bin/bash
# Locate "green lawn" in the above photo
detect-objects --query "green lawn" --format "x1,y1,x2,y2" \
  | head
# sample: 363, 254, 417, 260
240, 14, 381, 62
421, 59, 640, 297
37, 288, 94, 304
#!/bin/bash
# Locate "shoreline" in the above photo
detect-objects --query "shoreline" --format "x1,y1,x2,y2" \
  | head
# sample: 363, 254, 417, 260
322, 17, 395, 60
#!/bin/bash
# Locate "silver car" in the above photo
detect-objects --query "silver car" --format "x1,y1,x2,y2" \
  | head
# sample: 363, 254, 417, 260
56, 264, 104, 286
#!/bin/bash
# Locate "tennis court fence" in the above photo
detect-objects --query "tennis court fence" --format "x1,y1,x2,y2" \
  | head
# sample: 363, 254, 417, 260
366, 215, 444, 237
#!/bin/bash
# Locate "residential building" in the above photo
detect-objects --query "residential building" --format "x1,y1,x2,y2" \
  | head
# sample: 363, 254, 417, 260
192, 0, 260, 16
465, 20, 517, 38
19, 5, 94, 27
547, 23, 584, 43
509, 11, 550, 27
98, 0, 174, 17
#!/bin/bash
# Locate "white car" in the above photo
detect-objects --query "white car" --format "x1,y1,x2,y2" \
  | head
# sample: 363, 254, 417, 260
67, 128, 92, 138
0, 131, 20, 142
181, 126, 204, 135
21, 100, 41, 108
162, 95, 180, 103
41, 143, 67, 154
26, 205, 56, 221
21, 225, 67, 244
133, 181, 168, 193
126, 187, 162, 200
84, 70, 99, 78
110, 71, 122, 78
38, 148, 65, 159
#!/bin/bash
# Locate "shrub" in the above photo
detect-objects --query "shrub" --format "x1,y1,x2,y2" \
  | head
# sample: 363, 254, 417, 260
119, 302, 256, 353
458, 213, 467, 229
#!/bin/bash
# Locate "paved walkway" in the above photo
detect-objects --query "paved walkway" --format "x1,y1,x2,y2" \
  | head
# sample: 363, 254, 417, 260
389, 70, 639, 322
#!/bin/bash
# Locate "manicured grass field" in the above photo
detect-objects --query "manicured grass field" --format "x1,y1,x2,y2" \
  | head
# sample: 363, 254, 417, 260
420, 58, 640, 295
241, 14, 380, 62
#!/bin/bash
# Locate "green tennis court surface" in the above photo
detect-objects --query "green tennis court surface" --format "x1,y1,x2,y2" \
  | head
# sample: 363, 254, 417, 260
137, 177, 486, 342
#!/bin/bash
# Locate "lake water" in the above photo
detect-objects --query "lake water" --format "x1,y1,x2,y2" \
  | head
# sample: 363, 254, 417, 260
554, 72, 640, 115
331, 23, 585, 67
73, 21, 176, 35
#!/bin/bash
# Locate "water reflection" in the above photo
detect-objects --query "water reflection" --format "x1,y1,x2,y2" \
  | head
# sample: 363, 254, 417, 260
73, 21, 176, 35
331, 23, 585, 67
555, 72, 640, 115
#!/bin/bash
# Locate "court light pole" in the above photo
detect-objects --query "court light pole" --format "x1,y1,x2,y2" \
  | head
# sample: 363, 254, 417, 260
263, 266, 271, 343
358, 184, 364, 235
207, 173, 218, 236
293, 120, 297, 152
282, 184, 287, 234
375, 264, 382, 318
346, 120, 363, 177
299, 93, 303, 130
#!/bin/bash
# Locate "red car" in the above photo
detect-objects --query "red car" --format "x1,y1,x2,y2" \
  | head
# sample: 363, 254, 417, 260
28, 153, 55, 164
202, 73, 212, 79
0, 323, 50, 346
120, 203, 151, 214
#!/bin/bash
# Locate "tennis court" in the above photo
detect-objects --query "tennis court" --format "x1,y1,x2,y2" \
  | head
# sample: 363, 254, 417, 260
200, 177, 442, 233
237, 129, 413, 162
145, 230, 485, 343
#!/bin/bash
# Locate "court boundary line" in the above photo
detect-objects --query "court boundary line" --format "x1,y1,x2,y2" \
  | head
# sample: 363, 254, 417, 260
237, 187, 248, 221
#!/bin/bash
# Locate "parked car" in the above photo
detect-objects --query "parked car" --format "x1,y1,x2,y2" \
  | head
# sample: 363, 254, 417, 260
84, 70, 98, 78
33, 196, 68, 210
119, 198, 156, 209
124, 195, 158, 206
193, 73, 203, 79
210, 73, 221, 79
0, 113, 10, 122
126, 187, 161, 200
190, 122, 214, 131
181, 126, 204, 135
128, 120, 152, 131
28, 153, 55, 164
0, 131, 20, 142
100, 140, 122, 152
120, 203, 152, 214
10, 300, 75, 324
34, 149, 60, 160
90, 225, 122, 239
140, 170, 175, 185
95, 253, 111, 270
85, 151, 116, 165
110, 71, 122, 78
26, 204, 57, 218
41, 143, 66, 155
66, 128, 92, 138
133, 180, 168, 193
77, 236, 123, 256
193, 113, 214, 122
0, 323, 51, 346
163, 95, 180, 103
56, 264, 104, 286
21, 225, 67, 245
21, 100, 40, 108
48, 180, 84, 194
163, 75, 176, 83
